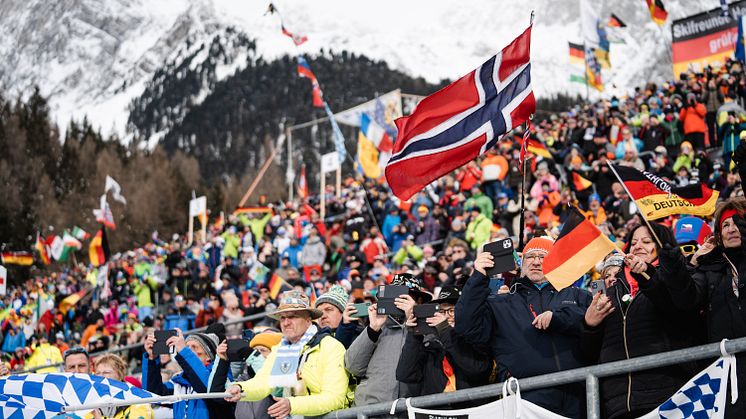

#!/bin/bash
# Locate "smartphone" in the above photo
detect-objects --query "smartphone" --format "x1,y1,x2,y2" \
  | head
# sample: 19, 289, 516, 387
413, 304, 440, 336
483, 239, 517, 277
350, 302, 371, 318
241, 329, 255, 342
589, 280, 607, 296
227, 338, 251, 362
153, 330, 177, 356
413, 303, 439, 319
376, 285, 409, 317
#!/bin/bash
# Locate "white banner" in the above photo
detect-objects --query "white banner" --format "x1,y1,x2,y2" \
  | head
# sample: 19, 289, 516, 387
334, 89, 403, 128
321, 152, 340, 173
189, 196, 207, 217
407, 378, 567, 419
408, 356, 738, 419
0, 265, 6, 296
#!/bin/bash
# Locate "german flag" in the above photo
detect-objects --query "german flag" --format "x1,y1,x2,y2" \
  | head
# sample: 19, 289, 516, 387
59, 288, 89, 315
88, 227, 110, 267
35, 233, 51, 265
610, 164, 719, 219
568, 42, 585, 65
1, 252, 33, 266
268, 274, 292, 300
518, 136, 552, 159
543, 206, 618, 290
572, 171, 593, 192
607, 13, 627, 28
645, 0, 668, 25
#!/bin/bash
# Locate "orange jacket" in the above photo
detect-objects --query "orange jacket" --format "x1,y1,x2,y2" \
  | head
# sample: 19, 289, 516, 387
679, 104, 707, 134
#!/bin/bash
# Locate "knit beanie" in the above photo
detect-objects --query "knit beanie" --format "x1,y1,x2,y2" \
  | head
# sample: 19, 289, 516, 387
314, 285, 349, 313
185, 333, 219, 363
523, 237, 553, 255
250, 331, 283, 349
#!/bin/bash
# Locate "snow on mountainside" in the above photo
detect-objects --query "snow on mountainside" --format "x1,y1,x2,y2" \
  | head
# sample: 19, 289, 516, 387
0, 0, 723, 138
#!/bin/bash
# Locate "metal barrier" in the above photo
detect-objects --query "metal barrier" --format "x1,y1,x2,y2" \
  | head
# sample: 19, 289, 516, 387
16, 311, 271, 374
318, 337, 746, 419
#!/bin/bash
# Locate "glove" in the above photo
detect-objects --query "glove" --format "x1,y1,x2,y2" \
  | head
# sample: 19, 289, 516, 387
658, 243, 682, 261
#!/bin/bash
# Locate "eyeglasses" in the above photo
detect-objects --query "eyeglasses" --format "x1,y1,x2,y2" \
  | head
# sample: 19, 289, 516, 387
438, 307, 455, 316
63, 347, 88, 359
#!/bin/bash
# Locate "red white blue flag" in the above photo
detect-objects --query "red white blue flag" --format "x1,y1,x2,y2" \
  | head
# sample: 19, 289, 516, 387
297, 56, 324, 107
385, 26, 535, 200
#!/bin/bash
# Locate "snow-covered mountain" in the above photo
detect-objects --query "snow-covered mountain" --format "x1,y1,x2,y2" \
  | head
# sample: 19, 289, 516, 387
0, 0, 722, 139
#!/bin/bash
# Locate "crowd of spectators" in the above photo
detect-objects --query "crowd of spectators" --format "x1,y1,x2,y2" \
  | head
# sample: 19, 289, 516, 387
3, 60, 746, 418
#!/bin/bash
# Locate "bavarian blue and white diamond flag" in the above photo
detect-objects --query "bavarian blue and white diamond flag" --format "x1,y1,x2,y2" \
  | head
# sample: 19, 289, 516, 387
639, 356, 738, 419
0, 373, 156, 419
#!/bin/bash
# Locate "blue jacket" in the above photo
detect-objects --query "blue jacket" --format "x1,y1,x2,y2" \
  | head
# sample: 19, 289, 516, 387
382, 214, 401, 245
455, 271, 591, 417
281, 244, 303, 269
2, 330, 25, 354
143, 348, 231, 419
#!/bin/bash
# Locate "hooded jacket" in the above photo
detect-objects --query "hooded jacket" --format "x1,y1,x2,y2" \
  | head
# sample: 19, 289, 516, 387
301, 235, 327, 267
455, 271, 591, 418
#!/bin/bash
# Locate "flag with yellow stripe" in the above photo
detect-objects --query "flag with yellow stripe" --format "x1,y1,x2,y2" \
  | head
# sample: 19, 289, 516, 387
543, 206, 618, 290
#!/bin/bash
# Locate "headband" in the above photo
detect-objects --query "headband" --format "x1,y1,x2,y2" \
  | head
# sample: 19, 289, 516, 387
719, 209, 742, 230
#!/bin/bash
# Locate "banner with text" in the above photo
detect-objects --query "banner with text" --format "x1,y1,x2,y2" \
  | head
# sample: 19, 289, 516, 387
672, 1, 746, 76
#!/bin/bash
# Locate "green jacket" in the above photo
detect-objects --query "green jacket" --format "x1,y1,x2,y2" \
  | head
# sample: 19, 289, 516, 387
239, 212, 273, 242
220, 231, 241, 259
465, 193, 493, 217
133, 277, 158, 308
235, 330, 350, 416
466, 213, 492, 250
393, 245, 424, 265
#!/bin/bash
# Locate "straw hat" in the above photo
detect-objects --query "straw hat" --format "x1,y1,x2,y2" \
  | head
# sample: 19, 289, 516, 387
267, 290, 322, 320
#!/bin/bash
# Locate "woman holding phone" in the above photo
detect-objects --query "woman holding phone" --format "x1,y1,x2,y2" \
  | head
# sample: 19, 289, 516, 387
581, 222, 700, 419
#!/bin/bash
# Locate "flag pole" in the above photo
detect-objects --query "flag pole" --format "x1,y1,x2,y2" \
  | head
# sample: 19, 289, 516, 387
518, 117, 533, 251
605, 161, 664, 248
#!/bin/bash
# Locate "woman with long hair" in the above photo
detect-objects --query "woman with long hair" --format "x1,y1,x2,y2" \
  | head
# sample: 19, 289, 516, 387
581, 222, 701, 418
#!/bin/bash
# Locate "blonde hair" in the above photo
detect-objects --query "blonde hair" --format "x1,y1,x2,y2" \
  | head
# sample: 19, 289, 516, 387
94, 354, 128, 381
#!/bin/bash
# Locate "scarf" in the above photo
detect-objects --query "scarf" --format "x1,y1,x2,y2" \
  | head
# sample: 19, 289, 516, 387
622, 259, 659, 299
269, 324, 318, 388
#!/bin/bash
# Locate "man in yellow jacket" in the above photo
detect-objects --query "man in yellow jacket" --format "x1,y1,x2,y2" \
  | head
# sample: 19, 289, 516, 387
26, 334, 63, 373
224, 290, 349, 417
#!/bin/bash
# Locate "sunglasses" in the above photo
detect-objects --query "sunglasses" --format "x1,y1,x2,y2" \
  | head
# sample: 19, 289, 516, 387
679, 244, 697, 256
63, 347, 88, 358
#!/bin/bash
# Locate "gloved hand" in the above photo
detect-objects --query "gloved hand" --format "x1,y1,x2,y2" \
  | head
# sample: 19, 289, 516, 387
658, 242, 683, 262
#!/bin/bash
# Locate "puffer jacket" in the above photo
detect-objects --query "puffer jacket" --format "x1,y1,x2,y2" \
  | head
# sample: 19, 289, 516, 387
581, 251, 701, 419
231, 327, 350, 416
664, 242, 746, 419
455, 272, 591, 418
345, 320, 420, 406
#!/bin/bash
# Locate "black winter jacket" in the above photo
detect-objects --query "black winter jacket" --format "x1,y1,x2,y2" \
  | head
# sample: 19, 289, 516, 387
581, 251, 701, 419
664, 244, 746, 419
395, 321, 492, 398
455, 272, 591, 418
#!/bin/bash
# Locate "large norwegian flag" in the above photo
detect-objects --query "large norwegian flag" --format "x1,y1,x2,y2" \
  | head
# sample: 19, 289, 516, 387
385, 26, 535, 200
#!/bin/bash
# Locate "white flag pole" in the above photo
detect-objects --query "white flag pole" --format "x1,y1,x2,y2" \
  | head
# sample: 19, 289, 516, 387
61, 392, 236, 413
